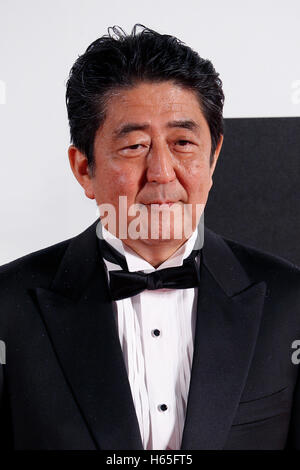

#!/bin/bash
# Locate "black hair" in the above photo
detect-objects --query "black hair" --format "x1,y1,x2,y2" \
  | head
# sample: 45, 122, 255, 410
66, 24, 225, 173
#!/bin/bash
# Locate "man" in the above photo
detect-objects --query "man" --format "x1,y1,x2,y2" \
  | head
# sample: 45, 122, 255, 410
0, 24, 300, 450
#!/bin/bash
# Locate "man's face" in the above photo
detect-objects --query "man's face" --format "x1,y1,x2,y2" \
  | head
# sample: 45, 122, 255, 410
71, 81, 223, 249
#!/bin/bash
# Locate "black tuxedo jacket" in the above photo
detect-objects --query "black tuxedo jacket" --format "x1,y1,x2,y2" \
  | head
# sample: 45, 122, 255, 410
1, 220, 300, 450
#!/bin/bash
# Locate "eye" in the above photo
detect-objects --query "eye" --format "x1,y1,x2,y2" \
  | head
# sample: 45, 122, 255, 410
128, 144, 142, 150
176, 140, 193, 146
175, 140, 195, 151
119, 143, 148, 157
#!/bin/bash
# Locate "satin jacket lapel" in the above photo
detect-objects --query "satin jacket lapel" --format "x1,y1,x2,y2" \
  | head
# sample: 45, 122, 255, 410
34, 220, 143, 450
34, 220, 266, 450
181, 228, 267, 450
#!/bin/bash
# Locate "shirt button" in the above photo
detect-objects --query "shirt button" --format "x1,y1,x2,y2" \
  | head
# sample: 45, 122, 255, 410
151, 329, 161, 337
158, 404, 168, 412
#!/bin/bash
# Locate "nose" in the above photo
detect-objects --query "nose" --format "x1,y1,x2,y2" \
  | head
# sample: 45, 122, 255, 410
146, 142, 176, 184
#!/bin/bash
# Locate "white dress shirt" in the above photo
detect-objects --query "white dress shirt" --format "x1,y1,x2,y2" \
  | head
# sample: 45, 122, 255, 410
101, 226, 199, 450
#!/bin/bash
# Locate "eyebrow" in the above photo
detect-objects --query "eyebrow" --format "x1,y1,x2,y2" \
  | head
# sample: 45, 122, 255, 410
113, 119, 200, 139
167, 119, 200, 133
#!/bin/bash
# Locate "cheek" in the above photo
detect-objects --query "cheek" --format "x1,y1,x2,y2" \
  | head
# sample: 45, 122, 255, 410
181, 160, 212, 202
94, 161, 141, 203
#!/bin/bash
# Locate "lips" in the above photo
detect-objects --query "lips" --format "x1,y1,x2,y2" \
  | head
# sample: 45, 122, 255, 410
144, 201, 180, 206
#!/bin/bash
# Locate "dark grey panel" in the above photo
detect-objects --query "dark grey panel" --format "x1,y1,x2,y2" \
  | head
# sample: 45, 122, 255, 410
205, 117, 300, 266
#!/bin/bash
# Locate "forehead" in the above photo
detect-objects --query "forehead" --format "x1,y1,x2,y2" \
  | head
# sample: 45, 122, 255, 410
101, 81, 208, 131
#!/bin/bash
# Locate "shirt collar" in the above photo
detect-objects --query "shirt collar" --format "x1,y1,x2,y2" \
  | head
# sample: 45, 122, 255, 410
102, 225, 199, 273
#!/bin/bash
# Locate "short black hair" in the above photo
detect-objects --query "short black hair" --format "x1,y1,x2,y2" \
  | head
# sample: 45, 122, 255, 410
66, 24, 225, 173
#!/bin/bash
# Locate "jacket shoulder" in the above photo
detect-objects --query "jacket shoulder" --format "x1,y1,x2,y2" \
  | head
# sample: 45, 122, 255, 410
0, 238, 71, 291
0, 220, 99, 292
222, 233, 300, 287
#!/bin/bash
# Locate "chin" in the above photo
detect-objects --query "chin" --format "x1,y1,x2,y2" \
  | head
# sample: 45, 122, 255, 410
143, 222, 188, 244
139, 236, 186, 247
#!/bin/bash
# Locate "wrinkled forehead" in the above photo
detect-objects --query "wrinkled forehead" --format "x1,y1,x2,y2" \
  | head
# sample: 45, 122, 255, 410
99, 81, 209, 135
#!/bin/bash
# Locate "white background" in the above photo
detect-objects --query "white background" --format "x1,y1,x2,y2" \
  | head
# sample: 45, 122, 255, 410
0, 0, 299, 264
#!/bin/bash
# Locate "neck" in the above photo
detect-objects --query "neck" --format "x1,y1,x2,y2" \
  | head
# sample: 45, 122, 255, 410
121, 237, 189, 268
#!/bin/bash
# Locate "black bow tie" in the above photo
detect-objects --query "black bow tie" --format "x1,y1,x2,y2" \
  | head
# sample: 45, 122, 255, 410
98, 238, 201, 301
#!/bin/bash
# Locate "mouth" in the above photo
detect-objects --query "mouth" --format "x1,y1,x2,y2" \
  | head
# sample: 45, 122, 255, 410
144, 201, 181, 206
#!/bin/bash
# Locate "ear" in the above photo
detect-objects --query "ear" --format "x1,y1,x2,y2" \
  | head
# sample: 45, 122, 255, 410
209, 134, 223, 189
68, 145, 95, 199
